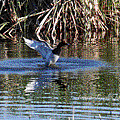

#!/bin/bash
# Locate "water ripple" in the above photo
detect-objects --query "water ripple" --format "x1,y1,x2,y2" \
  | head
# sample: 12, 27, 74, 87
0, 58, 108, 74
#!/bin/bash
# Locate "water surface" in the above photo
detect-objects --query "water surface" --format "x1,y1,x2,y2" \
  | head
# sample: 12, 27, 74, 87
0, 38, 120, 120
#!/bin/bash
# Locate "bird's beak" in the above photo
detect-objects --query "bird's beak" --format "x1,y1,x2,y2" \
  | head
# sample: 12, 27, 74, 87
66, 42, 71, 46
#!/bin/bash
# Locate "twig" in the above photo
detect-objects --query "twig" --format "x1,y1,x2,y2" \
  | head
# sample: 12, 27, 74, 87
69, 2, 79, 41
0, 0, 6, 15
0, 22, 9, 31
8, 28, 14, 38
36, 8, 53, 42
72, 106, 75, 120
52, 0, 71, 43
0, 33, 6, 39
52, 3, 58, 42
11, 1, 23, 33
52, 5, 63, 43
75, 1, 86, 26
106, 16, 120, 24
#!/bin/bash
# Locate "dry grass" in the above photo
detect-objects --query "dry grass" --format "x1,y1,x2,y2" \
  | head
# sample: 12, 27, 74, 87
0, 0, 119, 43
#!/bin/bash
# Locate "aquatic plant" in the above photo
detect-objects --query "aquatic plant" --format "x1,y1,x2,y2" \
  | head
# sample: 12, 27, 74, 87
0, 0, 119, 43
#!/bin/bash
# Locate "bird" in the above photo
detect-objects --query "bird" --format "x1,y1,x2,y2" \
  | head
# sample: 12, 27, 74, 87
23, 37, 70, 67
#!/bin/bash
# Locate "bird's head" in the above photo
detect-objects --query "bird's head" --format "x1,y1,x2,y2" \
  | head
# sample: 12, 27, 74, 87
52, 40, 70, 55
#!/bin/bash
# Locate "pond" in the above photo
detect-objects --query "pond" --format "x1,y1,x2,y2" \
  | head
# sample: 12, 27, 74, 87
0, 36, 120, 120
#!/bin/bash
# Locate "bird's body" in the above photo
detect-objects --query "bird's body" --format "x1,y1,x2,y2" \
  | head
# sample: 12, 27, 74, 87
23, 37, 69, 67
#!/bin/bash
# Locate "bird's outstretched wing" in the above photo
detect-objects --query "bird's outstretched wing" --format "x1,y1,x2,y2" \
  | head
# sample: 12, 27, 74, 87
23, 37, 53, 59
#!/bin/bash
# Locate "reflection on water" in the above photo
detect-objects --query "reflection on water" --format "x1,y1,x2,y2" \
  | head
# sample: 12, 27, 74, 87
0, 36, 120, 120
0, 68, 119, 120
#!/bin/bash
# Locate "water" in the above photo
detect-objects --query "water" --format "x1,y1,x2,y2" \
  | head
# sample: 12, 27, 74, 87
0, 39, 120, 120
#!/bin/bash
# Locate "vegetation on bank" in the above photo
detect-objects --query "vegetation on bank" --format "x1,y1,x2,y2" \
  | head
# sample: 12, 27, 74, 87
0, 0, 119, 43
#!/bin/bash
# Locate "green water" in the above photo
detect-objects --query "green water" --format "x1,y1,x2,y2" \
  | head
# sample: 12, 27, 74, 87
0, 36, 119, 120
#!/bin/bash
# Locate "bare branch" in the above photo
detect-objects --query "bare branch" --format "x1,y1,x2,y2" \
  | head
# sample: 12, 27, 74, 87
0, 0, 6, 15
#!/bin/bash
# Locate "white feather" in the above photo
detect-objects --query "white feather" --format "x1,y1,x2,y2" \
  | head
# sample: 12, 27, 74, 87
23, 37, 53, 59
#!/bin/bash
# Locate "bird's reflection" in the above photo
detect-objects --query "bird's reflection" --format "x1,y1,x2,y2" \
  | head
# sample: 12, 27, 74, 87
24, 71, 68, 93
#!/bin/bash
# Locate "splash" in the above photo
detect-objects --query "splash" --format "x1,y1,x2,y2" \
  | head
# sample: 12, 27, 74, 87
0, 58, 108, 74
